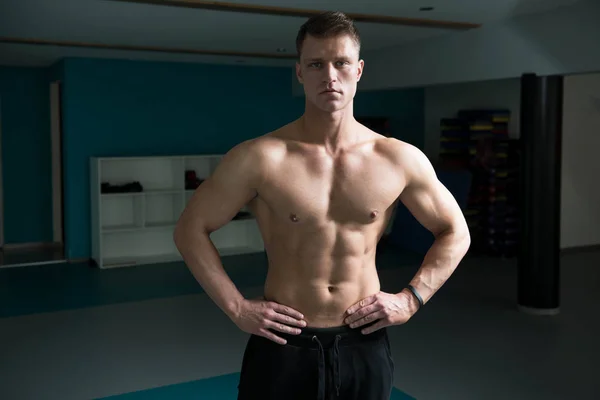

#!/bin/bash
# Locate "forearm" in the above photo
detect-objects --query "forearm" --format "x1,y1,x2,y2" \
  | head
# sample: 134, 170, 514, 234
403, 226, 471, 306
174, 227, 244, 319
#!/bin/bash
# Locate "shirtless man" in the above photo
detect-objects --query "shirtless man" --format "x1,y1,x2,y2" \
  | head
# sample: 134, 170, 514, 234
173, 11, 470, 400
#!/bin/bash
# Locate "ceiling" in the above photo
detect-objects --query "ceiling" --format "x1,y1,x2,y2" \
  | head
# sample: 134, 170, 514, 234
0, 0, 582, 68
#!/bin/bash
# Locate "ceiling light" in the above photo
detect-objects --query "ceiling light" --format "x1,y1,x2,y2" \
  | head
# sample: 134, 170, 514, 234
276, 48, 287, 53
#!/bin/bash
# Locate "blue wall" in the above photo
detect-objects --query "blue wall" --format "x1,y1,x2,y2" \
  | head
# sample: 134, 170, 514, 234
0, 67, 53, 244
59, 58, 306, 259
1, 57, 424, 259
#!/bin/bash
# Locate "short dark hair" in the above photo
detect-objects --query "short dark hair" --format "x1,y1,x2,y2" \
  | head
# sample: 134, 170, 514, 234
296, 11, 361, 58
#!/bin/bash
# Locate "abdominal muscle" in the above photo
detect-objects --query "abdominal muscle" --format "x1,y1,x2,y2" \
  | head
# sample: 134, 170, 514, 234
261, 225, 382, 328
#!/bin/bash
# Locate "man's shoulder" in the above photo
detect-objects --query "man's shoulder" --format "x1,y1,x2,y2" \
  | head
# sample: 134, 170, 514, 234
226, 133, 282, 158
221, 124, 293, 175
372, 136, 425, 166
371, 136, 436, 188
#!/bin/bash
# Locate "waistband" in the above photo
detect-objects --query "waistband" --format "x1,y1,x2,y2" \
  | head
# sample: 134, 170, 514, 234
276, 322, 386, 348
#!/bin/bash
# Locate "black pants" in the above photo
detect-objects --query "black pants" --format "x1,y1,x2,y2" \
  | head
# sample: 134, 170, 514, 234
237, 323, 395, 400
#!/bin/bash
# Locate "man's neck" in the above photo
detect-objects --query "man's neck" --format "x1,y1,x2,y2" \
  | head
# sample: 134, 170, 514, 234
299, 103, 358, 155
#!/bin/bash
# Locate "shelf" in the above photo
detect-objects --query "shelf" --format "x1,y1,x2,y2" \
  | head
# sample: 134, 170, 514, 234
101, 189, 182, 197
144, 222, 176, 230
91, 154, 264, 268
101, 193, 144, 231
144, 191, 183, 227
210, 218, 264, 251
144, 189, 182, 195
101, 192, 144, 197
102, 222, 175, 233
102, 224, 144, 233
100, 157, 184, 192
185, 155, 222, 180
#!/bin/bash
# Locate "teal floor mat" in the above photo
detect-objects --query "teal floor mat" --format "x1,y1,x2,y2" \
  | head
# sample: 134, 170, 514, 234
98, 372, 416, 399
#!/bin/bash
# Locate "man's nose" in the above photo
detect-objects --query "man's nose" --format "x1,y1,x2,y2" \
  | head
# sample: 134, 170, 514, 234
322, 63, 337, 82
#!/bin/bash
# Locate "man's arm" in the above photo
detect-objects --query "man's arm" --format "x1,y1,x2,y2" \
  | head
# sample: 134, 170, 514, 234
173, 140, 306, 344
173, 140, 262, 318
344, 142, 471, 333
397, 144, 471, 308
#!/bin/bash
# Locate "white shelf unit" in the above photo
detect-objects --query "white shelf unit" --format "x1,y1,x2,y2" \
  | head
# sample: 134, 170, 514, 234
90, 155, 264, 269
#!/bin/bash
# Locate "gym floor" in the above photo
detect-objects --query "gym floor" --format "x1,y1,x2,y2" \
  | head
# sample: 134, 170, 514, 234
0, 246, 598, 400
0, 246, 65, 268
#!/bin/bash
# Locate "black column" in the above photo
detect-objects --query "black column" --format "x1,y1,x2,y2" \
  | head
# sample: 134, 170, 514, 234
518, 73, 562, 315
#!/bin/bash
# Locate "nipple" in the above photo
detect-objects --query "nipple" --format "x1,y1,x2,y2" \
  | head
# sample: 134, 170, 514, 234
370, 210, 379, 219
290, 213, 299, 222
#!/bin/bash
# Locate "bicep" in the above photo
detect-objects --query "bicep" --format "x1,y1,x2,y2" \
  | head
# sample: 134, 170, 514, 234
176, 142, 262, 235
398, 151, 465, 236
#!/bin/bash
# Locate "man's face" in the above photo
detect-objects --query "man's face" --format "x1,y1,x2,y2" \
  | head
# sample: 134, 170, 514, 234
296, 34, 364, 113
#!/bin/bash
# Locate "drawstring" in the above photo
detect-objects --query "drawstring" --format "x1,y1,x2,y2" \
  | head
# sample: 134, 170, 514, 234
333, 334, 342, 396
312, 334, 343, 399
312, 335, 325, 400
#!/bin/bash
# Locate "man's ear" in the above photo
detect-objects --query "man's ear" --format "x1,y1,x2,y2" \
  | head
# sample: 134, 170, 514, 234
296, 62, 304, 84
356, 59, 364, 82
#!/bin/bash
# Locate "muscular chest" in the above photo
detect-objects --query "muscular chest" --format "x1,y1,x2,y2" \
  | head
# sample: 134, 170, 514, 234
259, 152, 404, 225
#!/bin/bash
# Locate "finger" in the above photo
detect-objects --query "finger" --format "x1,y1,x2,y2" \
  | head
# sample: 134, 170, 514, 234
264, 319, 302, 335
349, 310, 387, 329
361, 319, 387, 335
346, 295, 378, 316
345, 303, 381, 324
259, 328, 287, 345
263, 307, 305, 328
271, 303, 305, 320
272, 311, 307, 328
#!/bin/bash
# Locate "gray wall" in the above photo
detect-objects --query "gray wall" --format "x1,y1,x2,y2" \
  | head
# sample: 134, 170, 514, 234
358, 0, 600, 89
561, 72, 600, 249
